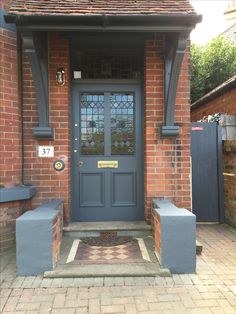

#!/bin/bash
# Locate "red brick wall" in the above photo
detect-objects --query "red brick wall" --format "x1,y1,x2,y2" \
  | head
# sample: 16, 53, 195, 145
152, 210, 161, 257
223, 141, 236, 228
144, 34, 191, 222
22, 33, 71, 222
0, 0, 30, 252
52, 202, 63, 267
0, 200, 31, 252
0, 3, 21, 187
191, 88, 236, 121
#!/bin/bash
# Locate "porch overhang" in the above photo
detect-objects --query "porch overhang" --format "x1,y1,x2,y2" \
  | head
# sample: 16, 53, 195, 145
5, 12, 202, 139
5, 14, 201, 32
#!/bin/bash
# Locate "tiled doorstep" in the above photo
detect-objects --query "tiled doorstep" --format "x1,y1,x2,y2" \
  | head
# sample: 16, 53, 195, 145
63, 221, 152, 238
44, 263, 171, 278
44, 235, 171, 278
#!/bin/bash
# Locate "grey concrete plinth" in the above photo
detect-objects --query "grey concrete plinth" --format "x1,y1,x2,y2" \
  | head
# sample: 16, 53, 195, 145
16, 200, 63, 276
153, 199, 196, 274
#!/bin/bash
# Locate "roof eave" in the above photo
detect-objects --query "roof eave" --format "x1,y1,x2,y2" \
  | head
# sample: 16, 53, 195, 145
4, 13, 202, 32
191, 76, 236, 110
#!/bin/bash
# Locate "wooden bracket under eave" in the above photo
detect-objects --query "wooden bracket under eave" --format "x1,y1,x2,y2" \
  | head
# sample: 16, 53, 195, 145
22, 32, 54, 140
161, 31, 190, 137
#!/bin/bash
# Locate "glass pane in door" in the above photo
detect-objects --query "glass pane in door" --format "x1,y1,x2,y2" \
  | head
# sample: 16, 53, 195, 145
110, 93, 135, 155
80, 93, 105, 155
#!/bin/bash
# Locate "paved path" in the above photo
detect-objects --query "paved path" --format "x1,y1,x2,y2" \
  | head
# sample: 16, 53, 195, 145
1, 224, 236, 313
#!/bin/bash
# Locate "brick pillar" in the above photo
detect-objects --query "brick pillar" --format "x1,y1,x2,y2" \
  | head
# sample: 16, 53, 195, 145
49, 33, 71, 223
144, 34, 191, 222
23, 33, 71, 223
0, 200, 32, 252
144, 33, 165, 222
174, 41, 191, 211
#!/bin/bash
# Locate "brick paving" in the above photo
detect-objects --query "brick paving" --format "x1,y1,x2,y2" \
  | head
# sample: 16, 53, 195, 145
1, 224, 236, 313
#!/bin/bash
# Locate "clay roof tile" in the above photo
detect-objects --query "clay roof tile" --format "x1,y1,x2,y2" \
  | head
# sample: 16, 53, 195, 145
8, 0, 196, 16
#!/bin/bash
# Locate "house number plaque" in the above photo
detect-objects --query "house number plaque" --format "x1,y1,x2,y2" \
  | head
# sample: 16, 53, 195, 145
38, 146, 54, 157
97, 161, 118, 168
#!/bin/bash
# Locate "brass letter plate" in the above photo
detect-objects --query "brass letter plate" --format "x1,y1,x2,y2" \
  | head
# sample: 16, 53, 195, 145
97, 161, 118, 168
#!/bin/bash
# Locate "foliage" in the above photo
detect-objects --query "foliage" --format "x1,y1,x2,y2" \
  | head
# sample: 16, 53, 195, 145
190, 43, 204, 104
190, 36, 236, 103
198, 113, 223, 125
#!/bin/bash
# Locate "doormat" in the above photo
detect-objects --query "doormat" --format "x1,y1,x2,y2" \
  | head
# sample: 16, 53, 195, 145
66, 238, 151, 264
82, 236, 132, 247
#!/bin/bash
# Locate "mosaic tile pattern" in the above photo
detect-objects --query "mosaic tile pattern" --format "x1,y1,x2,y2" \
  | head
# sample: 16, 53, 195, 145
73, 239, 148, 264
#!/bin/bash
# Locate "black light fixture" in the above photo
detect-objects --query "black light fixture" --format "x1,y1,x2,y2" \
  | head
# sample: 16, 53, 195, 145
56, 67, 65, 86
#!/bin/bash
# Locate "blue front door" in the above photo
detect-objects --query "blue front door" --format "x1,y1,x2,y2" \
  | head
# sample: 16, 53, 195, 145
72, 84, 144, 221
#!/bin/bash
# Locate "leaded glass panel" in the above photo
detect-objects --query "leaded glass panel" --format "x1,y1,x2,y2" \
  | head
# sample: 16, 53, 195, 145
74, 54, 141, 79
110, 93, 135, 155
80, 94, 105, 155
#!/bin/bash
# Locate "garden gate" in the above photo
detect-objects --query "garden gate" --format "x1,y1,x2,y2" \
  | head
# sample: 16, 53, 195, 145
191, 122, 224, 222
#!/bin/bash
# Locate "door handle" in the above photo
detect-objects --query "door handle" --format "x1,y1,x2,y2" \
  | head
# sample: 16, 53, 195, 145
78, 161, 84, 167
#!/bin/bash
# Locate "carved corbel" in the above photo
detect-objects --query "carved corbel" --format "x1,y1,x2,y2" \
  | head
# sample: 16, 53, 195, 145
23, 32, 53, 139
161, 31, 190, 137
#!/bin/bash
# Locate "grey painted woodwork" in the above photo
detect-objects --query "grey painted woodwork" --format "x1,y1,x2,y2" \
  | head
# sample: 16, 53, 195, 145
5, 13, 202, 32
22, 32, 53, 139
0, 185, 36, 203
191, 122, 224, 222
0, 8, 16, 32
16, 200, 63, 275
161, 31, 190, 137
153, 199, 196, 274
72, 83, 144, 221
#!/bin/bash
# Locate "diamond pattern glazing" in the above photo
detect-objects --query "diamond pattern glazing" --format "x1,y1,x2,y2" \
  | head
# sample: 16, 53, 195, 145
110, 93, 135, 155
80, 94, 105, 155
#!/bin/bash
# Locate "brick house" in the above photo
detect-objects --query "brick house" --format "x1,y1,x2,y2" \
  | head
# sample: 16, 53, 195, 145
191, 75, 236, 121
1, 0, 201, 252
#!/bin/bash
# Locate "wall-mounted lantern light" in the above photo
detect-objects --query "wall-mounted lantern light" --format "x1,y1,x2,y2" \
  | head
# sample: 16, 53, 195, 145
56, 67, 65, 86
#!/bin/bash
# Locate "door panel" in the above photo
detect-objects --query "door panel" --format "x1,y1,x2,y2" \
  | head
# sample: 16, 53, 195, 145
72, 84, 143, 221
79, 173, 104, 207
111, 172, 136, 206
